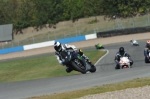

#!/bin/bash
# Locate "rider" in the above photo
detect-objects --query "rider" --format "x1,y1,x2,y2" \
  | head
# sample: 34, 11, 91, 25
144, 40, 150, 63
114, 47, 133, 69
130, 39, 134, 43
130, 39, 138, 45
54, 41, 91, 73
130, 39, 134, 45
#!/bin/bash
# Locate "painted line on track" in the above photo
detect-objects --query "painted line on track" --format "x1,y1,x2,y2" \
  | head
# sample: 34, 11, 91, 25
87, 49, 109, 74
94, 49, 109, 66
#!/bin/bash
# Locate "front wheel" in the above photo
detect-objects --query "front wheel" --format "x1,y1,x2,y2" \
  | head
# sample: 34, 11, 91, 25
122, 65, 128, 69
71, 61, 87, 74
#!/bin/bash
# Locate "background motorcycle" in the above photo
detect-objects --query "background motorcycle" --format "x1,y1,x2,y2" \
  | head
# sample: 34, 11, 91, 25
95, 43, 105, 49
130, 40, 139, 46
119, 57, 131, 69
60, 50, 96, 74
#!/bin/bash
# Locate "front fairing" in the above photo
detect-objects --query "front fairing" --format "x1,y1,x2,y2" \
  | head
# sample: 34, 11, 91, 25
60, 51, 72, 63
97, 44, 102, 47
95, 44, 103, 49
64, 51, 83, 62
132, 40, 138, 45
72, 52, 91, 70
119, 57, 130, 68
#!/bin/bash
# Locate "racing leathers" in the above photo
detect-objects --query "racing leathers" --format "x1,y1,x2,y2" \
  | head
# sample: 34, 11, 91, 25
114, 52, 133, 69
55, 44, 91, 73
144, 47, 150, 63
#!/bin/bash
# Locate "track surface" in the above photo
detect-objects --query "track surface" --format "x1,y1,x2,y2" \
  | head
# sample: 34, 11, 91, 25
0, 40, 150, 99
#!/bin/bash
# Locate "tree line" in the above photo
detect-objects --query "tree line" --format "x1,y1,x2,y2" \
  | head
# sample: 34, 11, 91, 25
0, 0, 150, 34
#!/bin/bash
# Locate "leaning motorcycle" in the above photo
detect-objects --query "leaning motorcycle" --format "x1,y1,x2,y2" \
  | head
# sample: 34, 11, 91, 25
95, 43, 105, 49
60, 50, 96, 74
119, 57, 131, 69
130, 40, 139, 46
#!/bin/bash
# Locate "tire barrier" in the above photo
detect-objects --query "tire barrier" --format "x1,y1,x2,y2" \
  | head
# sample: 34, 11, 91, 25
97, 26, 150, 38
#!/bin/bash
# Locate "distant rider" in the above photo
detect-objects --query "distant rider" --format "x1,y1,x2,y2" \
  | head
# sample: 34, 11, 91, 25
130, 39, 138, 45
144, 40, 150, 63
114, 47, 133, 69
54, 41, 91, 73
130, 39, 135, 45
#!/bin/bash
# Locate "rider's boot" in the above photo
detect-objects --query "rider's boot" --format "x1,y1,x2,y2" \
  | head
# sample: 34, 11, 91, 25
115, 64, 120, 69
130, 61, 133, 68
66, 67, 73, 73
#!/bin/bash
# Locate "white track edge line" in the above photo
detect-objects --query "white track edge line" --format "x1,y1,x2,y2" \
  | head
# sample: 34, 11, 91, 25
94, 49, 109, 66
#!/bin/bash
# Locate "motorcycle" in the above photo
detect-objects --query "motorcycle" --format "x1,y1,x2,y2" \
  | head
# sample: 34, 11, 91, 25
130, 40, 139, 46
60, 50, 96, 74
119, 57, 131, 69
95, 43, 105, 49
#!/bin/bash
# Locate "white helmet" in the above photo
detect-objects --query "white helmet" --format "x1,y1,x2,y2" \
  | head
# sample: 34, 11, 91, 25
130, 39, 133, 42
54, 42, 62, 52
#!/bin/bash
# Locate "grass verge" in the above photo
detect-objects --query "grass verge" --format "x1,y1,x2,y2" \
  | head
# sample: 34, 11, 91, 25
0, 50, 106, 83
27, 77, 150, 99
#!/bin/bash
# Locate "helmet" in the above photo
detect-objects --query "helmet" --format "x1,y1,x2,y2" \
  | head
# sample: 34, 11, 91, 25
79, 49, 83, 56
54, 42, 62, 52
119, 47, 125, 55
146, 40, 150, 49
130, 39, 133, 42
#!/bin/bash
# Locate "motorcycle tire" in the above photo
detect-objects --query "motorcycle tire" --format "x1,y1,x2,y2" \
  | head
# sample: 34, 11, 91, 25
89, 65, 96, 73
71, 61, 87, 74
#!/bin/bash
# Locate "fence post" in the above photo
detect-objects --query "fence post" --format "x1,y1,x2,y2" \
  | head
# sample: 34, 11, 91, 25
2, 43, 4, 49
148, 13, 150, 25
78, 30, 81, 35
18, 41, 19, 46
32, 37, 34, 44
64, 33, 65, 38
48, 34, 50, 40
12, 41, 14, 47
74, 22, 78, 35
132, 15, 135, 28
0, 45, 1, 49
54, 33, 57, 40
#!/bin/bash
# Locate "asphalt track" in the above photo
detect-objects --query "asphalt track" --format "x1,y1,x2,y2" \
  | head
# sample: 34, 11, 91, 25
0, 40, 150, 99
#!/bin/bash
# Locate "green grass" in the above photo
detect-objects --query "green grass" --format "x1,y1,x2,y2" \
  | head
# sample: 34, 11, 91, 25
27, 77, 150, 99
0, 50, 106, 83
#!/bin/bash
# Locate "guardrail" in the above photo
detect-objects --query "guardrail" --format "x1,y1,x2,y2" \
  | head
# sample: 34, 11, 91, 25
0, 33, 97, 54
0, 25, 149, 55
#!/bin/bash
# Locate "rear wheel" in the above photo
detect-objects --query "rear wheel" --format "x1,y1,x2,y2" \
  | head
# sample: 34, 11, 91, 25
71, 60, 86, 74
102, 47, 105, 49
90, 65, 96, 73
